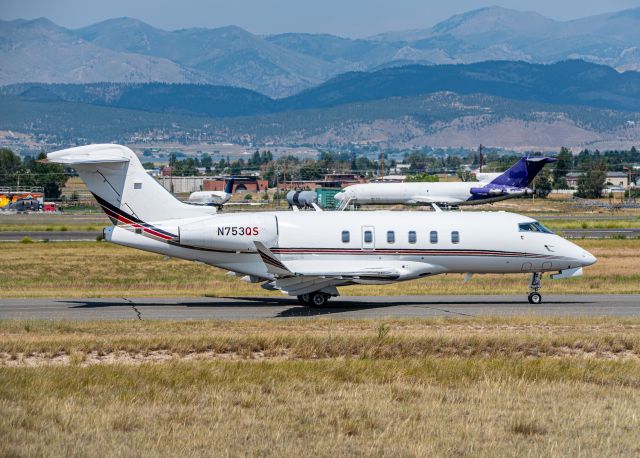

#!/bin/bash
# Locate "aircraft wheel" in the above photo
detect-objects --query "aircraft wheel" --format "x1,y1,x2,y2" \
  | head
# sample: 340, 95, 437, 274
528, 293, 542, 304
311, 292, 330, 306
297, 294, 311, 305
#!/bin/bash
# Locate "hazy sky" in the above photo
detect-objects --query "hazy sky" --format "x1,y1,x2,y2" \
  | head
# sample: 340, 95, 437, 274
1, 0, 639, 37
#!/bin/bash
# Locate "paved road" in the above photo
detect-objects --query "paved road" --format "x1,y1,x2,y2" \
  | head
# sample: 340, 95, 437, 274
0, 231, 100, 242
0, 295, 638, 320
558, 228, 640, 238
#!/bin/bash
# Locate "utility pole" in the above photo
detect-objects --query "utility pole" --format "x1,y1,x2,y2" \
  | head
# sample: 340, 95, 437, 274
479, 144, 484, 173
379, 152, 385, 180
283, 159, 287, 191
624, 166, 631, 200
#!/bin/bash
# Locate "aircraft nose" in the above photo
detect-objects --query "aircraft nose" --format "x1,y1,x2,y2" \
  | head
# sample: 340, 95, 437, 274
335, 192, 345, 201
579, 249, 597, 267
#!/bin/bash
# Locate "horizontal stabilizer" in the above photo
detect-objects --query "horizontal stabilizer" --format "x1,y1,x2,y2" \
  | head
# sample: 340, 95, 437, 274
46, 144, 132, 164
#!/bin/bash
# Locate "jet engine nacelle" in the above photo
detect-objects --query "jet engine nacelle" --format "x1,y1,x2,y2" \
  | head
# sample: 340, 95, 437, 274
286, 190, 317, 208
177, 214, 278, 251
470, 187, 505, 197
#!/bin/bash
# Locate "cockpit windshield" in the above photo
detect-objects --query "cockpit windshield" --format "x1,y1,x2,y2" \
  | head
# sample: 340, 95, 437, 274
518, 221, 554, 234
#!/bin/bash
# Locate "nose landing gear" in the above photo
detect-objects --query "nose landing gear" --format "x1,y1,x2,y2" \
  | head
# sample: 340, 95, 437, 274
527, 272, 542, 304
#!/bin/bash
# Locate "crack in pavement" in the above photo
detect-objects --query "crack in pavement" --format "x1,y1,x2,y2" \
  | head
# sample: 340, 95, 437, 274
122, 298, 142, 320
408, 304, 476, 317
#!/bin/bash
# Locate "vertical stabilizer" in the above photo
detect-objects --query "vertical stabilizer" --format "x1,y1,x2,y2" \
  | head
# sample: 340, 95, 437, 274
47, 144, 214, 223
224, 177, 236, 194
490, 157, 557, 188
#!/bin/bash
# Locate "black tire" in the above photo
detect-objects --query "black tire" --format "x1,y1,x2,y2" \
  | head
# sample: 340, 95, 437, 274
311, 292, 329, 306
297, 294, 311, 305
528, 293, 542, 304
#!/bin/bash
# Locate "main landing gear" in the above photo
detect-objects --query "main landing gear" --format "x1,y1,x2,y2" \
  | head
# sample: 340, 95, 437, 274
297, 292, 331, 306
527, 272, 542, 304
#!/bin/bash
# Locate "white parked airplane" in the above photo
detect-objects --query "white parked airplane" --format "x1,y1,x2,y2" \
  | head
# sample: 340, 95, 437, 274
335, 157, 556, 207
188, 178, 235, 208
47, 145, 596, 306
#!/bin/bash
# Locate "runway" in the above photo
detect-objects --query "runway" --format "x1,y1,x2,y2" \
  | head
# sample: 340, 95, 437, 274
0, 231, 100, 242
0, 295, 638, 320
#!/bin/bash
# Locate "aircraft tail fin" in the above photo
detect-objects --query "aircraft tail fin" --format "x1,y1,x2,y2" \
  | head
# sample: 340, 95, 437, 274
489, 156, 557, 188
47, 144, 214, 223
223, 177, 235, 194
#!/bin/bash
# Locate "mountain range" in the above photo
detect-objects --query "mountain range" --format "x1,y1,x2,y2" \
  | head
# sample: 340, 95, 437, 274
3, 60, 640, 116
2, 6, 640, 97
2, 60, 640, 151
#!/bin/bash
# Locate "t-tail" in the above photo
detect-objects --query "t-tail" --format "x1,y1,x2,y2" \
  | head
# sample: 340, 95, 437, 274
46, 144, 215, 224
489, 156, 557, 188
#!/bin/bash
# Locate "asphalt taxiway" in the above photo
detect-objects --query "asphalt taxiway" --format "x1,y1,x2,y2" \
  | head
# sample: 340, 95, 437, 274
0, 295, 638, 320
0, 231, 100, 242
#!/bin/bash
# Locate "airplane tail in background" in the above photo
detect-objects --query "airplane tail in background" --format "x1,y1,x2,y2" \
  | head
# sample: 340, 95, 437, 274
224, 177, 236, 194
489, 157, 557, 188
47, 144, 214, 223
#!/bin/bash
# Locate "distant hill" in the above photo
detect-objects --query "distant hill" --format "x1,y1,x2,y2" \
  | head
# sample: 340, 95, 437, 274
1, 82, 275, 117
0, 18, 206, 86
369, 6, 640, 72
3, 60, 640, 152
280, 60, 640, 112
2, 90, 638, 151
75, 18, 333, 96
6, 60, 639, 117
2, 7, 640, 96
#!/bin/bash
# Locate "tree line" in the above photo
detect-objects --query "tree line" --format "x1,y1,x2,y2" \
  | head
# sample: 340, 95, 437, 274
0, 149, 68, 198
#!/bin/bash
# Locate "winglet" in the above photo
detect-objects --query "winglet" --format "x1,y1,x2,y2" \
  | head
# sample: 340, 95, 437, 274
254, 242, 294, 277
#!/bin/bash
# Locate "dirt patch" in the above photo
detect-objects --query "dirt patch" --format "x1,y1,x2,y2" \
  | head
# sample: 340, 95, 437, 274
2, 347, 638, 367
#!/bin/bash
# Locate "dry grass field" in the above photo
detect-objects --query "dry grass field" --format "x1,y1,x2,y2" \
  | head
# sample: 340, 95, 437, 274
1, 318, 640, 456
0, 239, 638, 298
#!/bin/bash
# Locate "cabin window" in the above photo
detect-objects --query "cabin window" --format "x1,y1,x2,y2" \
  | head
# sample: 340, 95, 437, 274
451, 231, 460, 244
408, 231, 417, 244
134, 182, 142, 189
364, 230, 373, 243
341, 230, 350, 243
518, 222, 554, 234
387, 231, 395, 243
430, 230, 438, 244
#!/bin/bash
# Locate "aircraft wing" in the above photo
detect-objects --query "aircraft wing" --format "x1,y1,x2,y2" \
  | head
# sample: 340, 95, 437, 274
254, 242, 401, 295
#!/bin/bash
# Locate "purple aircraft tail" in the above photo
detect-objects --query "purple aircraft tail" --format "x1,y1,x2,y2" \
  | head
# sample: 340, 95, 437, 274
489, 157, 557, 188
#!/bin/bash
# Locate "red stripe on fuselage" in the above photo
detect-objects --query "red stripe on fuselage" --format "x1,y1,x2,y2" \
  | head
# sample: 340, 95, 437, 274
271, 248, 553, 258
99, 204, 173, 240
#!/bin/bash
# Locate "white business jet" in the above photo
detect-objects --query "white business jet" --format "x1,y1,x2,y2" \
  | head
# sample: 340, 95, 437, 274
188, 178, 235, 208
335, 157, 556, 207
47, 145, 596, 306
